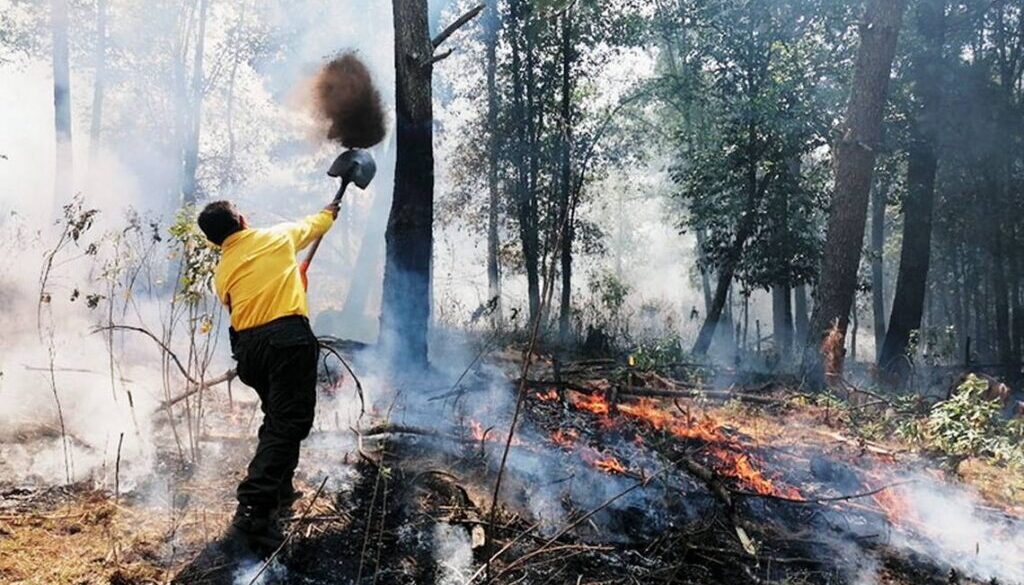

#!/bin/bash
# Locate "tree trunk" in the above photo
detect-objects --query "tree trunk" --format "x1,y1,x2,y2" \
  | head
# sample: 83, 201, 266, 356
693, 136, 765, 356
88, 0, 108, 166
802, 0, 907, 387
772, 285, 793, 358
51, 0, 73, 215
510, 0, 540, 322
695, 228, 714, 314
1012, 227, 1022, 363
994, 229, 1013, 364
557, 7, 574, 343
870, 178, 887, 361
879, 0, 945, 376
380, 0, 435, 371
484, 1, 503, 329
181, 0, 209, 205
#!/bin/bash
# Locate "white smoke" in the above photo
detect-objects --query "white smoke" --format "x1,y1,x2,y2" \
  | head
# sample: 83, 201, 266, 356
433, 522, 474, 585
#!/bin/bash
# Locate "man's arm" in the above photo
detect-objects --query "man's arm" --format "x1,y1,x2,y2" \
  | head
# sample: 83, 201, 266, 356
275, 205, 338, 251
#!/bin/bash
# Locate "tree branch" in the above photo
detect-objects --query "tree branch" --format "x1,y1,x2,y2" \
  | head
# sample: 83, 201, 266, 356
431, 3, 485, 49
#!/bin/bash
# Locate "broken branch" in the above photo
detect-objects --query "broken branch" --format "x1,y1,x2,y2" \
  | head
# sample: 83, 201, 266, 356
431, 3, 484, 49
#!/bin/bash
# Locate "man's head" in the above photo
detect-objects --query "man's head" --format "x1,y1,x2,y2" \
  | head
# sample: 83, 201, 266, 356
198, 200, 247, 245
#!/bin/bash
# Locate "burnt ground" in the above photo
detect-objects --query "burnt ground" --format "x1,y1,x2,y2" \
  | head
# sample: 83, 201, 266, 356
2, 356, 1022, 584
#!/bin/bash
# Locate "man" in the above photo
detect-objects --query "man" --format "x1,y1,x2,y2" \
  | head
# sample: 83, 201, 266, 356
198, 199, 338, 555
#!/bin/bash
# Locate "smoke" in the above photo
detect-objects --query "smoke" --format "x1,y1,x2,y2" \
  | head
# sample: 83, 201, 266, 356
312, 52, 388, 149
433, 523, 473, 585
232, 558, 287, 585
886, 474, 1024, 583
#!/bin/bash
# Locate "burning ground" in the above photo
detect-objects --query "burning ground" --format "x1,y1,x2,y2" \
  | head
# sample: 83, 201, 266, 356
1, 346, 1023, 584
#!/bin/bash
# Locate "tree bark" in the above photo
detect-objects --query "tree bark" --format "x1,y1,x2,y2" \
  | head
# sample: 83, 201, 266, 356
695, 228, 714, 315
993, 229, 1013, 364
870, 178, 887, 361
181, 0, 209, 205
88, 0, 108, 166
879, 0, 945, 376
380, 0, 435, 371
557, 7, 574, 343
772, 285, 793, 358
692, 142, 765, 356
484, 1, 503, 329
51, 0, 73, 215
802, 0, 907, 387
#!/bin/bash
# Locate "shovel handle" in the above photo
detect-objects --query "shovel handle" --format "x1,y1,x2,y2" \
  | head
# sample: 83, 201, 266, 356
300, 179, 350, 290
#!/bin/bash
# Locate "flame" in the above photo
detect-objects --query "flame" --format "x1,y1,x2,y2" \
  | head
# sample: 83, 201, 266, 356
862, 466, 916, 527
535, 389, 559, 402
470, 420, 486, 442
551, 429, 578, 449
617, 398, 800, 499
581, 448, 626, 474
469, 419, 522, 446
568, 391, 611, 416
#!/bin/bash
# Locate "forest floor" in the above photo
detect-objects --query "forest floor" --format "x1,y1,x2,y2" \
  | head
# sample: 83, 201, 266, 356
1, 352, 1023, 585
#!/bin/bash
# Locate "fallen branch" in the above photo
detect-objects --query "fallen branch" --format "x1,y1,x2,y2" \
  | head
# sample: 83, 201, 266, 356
158, 368, 237, 410
731, 479, 917, 505
618, 386, 789, 406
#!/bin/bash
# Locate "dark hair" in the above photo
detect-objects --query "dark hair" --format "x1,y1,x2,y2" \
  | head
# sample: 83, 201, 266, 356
198, 200, 242, 245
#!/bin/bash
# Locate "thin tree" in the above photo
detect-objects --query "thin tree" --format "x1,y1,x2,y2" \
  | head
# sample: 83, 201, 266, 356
484, 0, 504, 329
181, 0, 209, 205
88, 0, 108, 166
51, 0, 73, 216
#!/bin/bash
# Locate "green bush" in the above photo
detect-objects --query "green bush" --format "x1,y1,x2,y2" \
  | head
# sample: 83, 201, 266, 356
909, 374, 1024, 468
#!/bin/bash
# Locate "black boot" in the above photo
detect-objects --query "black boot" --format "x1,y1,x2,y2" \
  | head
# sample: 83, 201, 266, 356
278, 483, 305, 511
227, 504, 285, 558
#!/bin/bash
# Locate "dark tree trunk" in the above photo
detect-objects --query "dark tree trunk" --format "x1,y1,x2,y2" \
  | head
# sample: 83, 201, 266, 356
879, 0, 945, 376
88, 0, 108, 165
695, 228, 714, 314
557, 7, 574, 343
181, 0, 209, 205
484, 1, 503, 329
380, 0, 435, 370
772, 285, 793, 358
871, 179, 887, 361
52, 0, 73, 215
994, 229, 1013, 364
692, 212, 755, 357
510, 0, 540, 321
1012, 228, 1023, 363
802, 0, 907, 387
693, 127, 765, 356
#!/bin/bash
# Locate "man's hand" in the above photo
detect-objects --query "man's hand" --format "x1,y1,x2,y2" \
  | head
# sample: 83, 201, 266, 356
324, 201, 340, 219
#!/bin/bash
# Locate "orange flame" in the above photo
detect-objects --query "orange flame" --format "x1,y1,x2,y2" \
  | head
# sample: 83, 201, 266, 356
551, 429, 578, 449
535, 389, 559, 402
581, 448, 626, 475
469, 419, 522, 446
568, 391, 611, 416
617, 398, 800, 499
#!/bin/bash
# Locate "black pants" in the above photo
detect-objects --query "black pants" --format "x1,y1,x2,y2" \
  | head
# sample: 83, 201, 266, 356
231, 316, 318, 511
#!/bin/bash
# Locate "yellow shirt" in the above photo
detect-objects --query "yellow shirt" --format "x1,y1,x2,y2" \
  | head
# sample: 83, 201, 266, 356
214, 211, 334, 331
